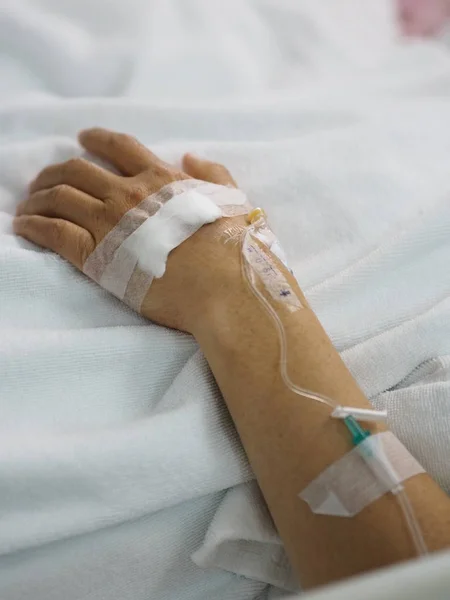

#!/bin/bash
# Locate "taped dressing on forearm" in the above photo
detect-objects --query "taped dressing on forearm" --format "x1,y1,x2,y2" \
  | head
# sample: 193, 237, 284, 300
299, 432, 424, 517
83, 179, 252, 311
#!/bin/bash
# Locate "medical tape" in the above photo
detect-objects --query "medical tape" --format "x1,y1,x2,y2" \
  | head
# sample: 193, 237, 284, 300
249, 219, 290, 269
241, 212, 301, 310
83, 179, 252, 311
299, 431, 424, 517
242, 231, 301, 310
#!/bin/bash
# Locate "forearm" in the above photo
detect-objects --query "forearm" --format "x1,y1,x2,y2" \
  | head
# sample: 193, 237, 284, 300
194, 267, 450, 589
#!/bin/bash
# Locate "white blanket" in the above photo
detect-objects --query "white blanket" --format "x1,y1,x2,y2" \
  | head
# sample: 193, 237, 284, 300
1, 1, 450, 599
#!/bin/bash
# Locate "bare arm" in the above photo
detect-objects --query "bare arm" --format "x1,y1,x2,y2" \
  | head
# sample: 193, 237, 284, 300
15, 129, 450, 590
194, 254, 450, 587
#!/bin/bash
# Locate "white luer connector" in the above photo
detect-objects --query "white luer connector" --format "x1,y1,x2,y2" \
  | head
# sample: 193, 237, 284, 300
331, 405, 388, 423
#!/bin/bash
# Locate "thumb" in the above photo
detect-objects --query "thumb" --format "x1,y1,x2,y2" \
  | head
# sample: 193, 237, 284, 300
182, 153, 237, 187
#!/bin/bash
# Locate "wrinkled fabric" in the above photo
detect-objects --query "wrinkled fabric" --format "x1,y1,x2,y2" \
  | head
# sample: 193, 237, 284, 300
1, 1, 450, 599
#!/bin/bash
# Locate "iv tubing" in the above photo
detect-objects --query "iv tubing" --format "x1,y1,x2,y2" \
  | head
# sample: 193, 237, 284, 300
241, 236, 334, 409
396, 487, 428, 556
241, 224, 427, 557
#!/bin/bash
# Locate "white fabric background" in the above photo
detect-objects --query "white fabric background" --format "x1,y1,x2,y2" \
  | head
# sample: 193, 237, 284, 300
1, 1, 450, 599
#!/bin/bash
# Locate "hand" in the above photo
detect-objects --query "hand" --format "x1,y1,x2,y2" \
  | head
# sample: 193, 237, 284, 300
15, 128, 245, 333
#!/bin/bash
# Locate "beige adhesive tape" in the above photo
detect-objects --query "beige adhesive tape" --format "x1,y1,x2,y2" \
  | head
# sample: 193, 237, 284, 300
299, 431, 424, 517
242, 230, 301, 311
83, 179, 252, 311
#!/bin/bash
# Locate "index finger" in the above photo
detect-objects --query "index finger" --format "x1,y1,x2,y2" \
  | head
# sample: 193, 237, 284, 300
78, 128, 165, 177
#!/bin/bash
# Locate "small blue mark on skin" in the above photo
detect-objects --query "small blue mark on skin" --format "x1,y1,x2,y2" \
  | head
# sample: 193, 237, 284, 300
280, 289, 291, 297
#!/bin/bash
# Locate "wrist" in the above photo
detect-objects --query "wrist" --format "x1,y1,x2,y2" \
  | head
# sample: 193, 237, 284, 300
190, 261, 249, 340
192, 241, 306, 343
140, 219, 247, 333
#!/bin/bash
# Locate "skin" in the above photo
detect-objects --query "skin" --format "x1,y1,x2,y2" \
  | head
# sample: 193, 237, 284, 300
15, 129, 450, 589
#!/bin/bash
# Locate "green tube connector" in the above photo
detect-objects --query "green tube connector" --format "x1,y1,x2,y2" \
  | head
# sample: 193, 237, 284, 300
344, 415, 371, 446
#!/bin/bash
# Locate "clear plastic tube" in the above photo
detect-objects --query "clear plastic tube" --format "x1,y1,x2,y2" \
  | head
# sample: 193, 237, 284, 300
395, 487, 428, 556
241, 227, 334, 409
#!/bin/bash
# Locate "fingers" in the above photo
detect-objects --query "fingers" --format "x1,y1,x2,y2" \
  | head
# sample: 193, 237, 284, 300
17, 186, 102, 233
79, 128, 164, 176
14, 215, 95, 270
182, 153, 236, 187
29, 157, 120, 200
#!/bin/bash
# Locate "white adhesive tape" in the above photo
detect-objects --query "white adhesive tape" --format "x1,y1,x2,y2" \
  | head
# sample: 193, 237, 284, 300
299, 431, 424, 517
125, 190, 222, 278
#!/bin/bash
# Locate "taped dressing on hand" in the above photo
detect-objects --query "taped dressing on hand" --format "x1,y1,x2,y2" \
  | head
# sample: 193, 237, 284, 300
83, 179, 251, 311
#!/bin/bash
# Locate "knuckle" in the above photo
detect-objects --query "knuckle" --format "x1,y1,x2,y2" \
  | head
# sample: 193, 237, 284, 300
126, 182, 148, 206
65, 157, 81, 169
49, 219, 65, 246
172, 170, 187, 181
63, 157, 84, 175
142, 161, 185, 182
151, 163, 171, 178
51, 184, 71, 202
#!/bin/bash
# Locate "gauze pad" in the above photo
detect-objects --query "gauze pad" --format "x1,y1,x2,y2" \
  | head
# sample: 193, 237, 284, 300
83, 179, 252, 311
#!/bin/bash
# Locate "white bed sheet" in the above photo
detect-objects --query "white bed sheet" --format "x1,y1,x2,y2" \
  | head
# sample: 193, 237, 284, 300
1, 1, 450, 599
